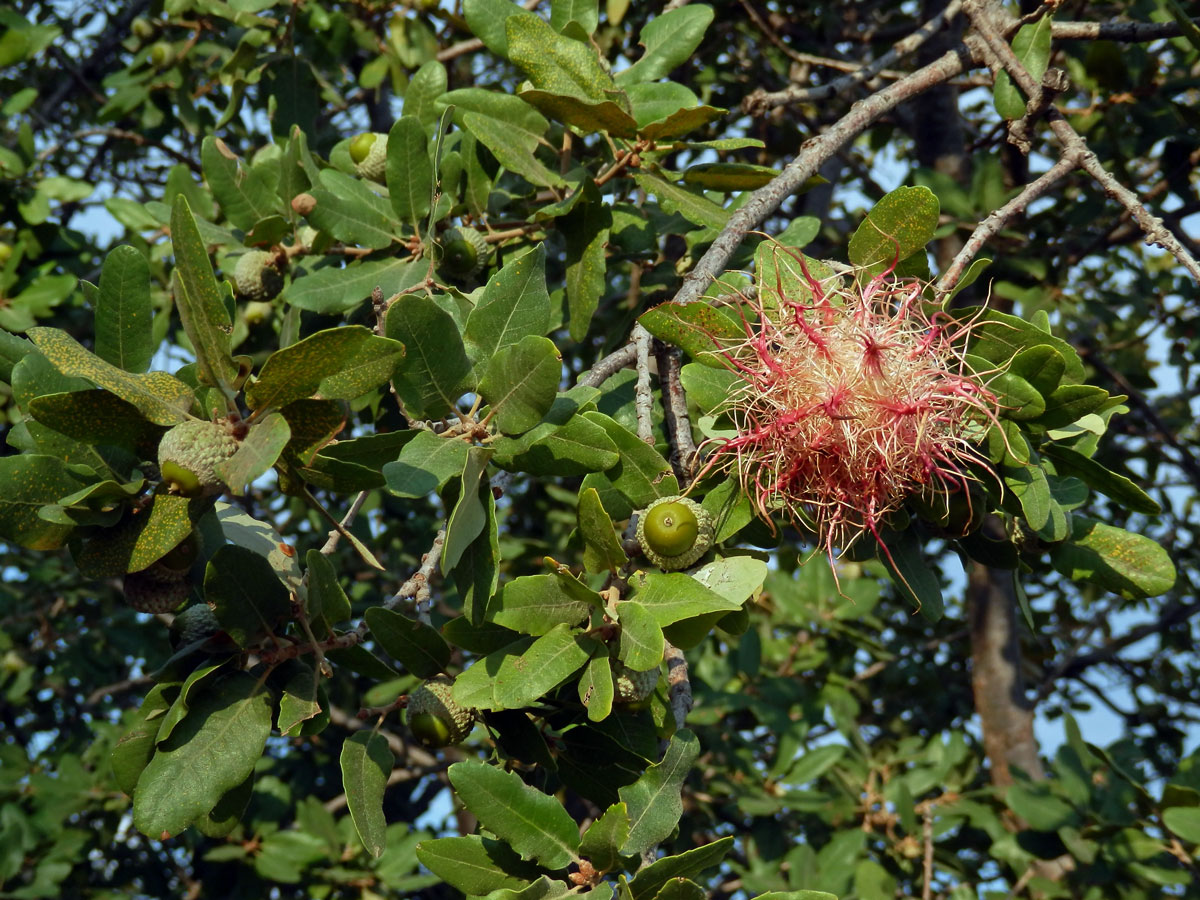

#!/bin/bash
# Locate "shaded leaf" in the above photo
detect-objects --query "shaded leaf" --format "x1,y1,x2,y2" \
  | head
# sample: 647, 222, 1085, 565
579, 487, 629, 573
0, 455, 92, 550
386, 294, 473, 420
619, 729, 700, 855
171, 195, 238, 391
95, 244, 153, 374
479, 335, 562, 435
366, 607, 451, 678
383, 430, 471, 497
205, 544, 293, 647
628, 837, 734, 900
465, 244, 552, 366
386, 116, 432, 225
74, 492, 201, 577
340, 731, 394, 858
415, 835, 544, 895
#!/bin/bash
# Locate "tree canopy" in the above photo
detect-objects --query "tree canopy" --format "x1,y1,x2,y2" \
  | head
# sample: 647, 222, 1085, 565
2, 1, 1200, 898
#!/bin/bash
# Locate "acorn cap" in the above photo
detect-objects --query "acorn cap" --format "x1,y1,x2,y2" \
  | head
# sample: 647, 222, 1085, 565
613, 661, 660, 703
433, 227, 489, 278
158, 420, 240, 497
124, 564, 190, 614
636, 496, 715, 571
350, 132, 388, 181
232, 250, 283, 301
169, 603, 222, 650
407, 675, 475, 747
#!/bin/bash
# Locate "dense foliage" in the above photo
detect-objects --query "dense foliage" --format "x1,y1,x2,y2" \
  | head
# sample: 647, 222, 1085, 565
2, 1, 1200, 898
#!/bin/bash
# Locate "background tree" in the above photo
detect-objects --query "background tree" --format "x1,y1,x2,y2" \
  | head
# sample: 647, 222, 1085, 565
1, 1, 1199, 898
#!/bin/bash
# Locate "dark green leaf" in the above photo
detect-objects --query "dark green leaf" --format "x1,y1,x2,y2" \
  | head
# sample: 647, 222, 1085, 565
308, 170, 398, 250
994, 15, 1054, 119
519, 89, 638, 137
95, 245, 153, 374
638, 301, 742, 368
442, 447, 494, 572
463, 0, 539, 57
383, 430, 472, 497
205, 545, 293, 647
1163, 807, 1200, 843
878, 527, 944, 621
402, 59, 448, 126
132, 672, 272, 839
628, 837, 734, 900
448, 759, 581, 868
305, 549, 352, 625
619, 729, 700, 855
386, 294, 473, 420
454, 624, 598, 710
340, 731, 394, 858
1041, 444, 1159, 515
171, 195, 238, 392
74, 493, 202, 577
214, 411, 291, 495
283, 257, 421, 315
617, 601, 665, 671
1036, 384, 1112, 430
366, 607, 451, 678
386, 116, 432, 226
415, 835, 544, 895
507, 14, 618, 103
490, 574, 596, 635
462, 111, 564, 188
479, 335, 562, 435
625, 571, 743, 627
583, 411, 677, 506
0, 455, 91, 550
277, 663, 324, 737
201, 136, 279, 231
579, 487, 629, 573
633, 172, 729, 230
563, 183, 611, 342
579, 653, 615, 722
28, 389, 157, 448
579, 802, 631, 872
111, 684, 177, 796
465, 244, 552, 366
246, 325, 405, 411
1006, 782, 1076, 831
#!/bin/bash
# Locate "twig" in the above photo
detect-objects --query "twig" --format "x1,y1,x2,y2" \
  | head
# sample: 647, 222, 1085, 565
386, 529, 447, 627
632, 324, 655, 445
653, 341, 697, 482
935, 155, 1078, 298
673, 45, 972, 307
744, 0, 963, 112
318, 490, 370, 555
664, 640, 693, 731
964, 0, 1200, 285
922, 804, 935, 900
579, 343, 637, 388
85, 675, 153, 706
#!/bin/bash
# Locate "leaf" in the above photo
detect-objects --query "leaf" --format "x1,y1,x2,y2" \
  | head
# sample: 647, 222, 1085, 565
463, 0, 539, 57
784, 744, 846, 785
278, 663, 324, 737
366, 607, 451, 678
619, 730, 700, 855
283, 257, 422, 315
1003, 461, 1053, 531
28, 389, 158, 448
308, 170, 398, 250
579, 487, 629, 573
1049, 516, 1176, 599
1008, 344, 1066, 397
0, 455, 91, 550
617, 601, 665, 671
579, 803, 631, 872
490, 574, 597, 635
200, 136, 279, 231
246, 325, 405, 411
463, 111, 564, 188
479, 336, 562, 435
562, 183, 611, 342
1006, 782, 1076, 831
111, 684, 177, 796
73, 493, 201, 577
519, 89, 638, 137
994, 15, 1054, 120
455, 624, 598, 710
878, 527, 944, 621
579, 653, 615, 722
626, 571, 743, 628
132, 671, 272, 839
615, 5, 715, 86
988, 369, 1046, 420
1036, 384, 1112, 430
442, 447, 494, 573
1163, 807, 1200, 844
633, 171, 729, 230
171, 195, 238, 392
386, 116, 433, 226
402, 59, 448, 126
683, 163, 779, 191
386, 294, 473, 419
1041, 444, 1160, 515
449, 760, 581, 868
27, 327, 194, 425
494, 411, 621, 476
507, 14, 618, 103
340, 732, 394, 858
628, 837, 734, 900
95, 244, 153, 374
551, 0, 599, 33
452, 483, 501, 625
383, 430, 472, 497
415, 835, 544, 895
846, 186, 940, 273
465, 244, 552, 366
638, 301, 742, 367
213, 412, 291, 495
583, 411, 677, 507
204, 544, 294, 647
958, 307, 1086, 383
305, 549, 352, 625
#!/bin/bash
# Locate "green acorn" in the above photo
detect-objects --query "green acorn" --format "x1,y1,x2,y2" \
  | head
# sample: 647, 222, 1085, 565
406, 675, 475, 747
169, 603, 221, 650
636, 496, 714, 571
432, 227, 488, 279
158, 419, 240, 497
232, 250, 283, 301
148, 41, 174, 68
349, 132, 388, 181
124, 563, 190, 614
613, 661, 660, 704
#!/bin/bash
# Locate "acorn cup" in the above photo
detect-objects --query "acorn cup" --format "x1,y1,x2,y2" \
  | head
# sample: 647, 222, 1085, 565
349, 132, 388, 181
406, 675, 476, 747
636, 496, 715, 571
158, 419, 241, 497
